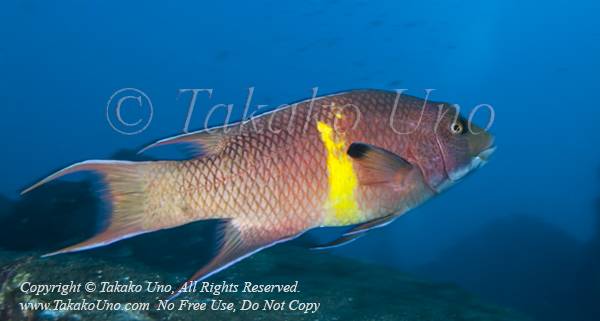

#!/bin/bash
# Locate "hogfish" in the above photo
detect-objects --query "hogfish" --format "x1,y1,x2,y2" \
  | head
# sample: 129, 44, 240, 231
23, 89, 495, 301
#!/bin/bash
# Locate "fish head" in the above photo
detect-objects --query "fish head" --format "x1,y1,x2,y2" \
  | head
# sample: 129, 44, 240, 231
433, 103, 496, 192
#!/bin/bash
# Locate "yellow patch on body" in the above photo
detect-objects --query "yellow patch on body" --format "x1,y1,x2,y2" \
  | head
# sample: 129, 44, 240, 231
317, 120, 362, 226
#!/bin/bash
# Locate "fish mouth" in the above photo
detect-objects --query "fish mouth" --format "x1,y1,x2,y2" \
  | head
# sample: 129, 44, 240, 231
432, 134, 496, 194
476, 146, 497, 163
442, 145, 497, 188
469, 145, 496, 172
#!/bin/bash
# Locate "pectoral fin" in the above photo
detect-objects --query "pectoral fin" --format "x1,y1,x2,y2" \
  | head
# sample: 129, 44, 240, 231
164, 219, 301, 302
347, 143, 414, 189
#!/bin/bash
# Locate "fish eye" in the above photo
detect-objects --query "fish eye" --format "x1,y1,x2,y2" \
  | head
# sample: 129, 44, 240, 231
450, 122, 463, 135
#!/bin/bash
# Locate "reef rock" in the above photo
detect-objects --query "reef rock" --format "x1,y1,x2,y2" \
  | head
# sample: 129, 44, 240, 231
0, 246, 529, 321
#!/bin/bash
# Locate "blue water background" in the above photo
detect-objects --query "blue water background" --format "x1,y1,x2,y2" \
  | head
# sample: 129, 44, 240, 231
1, 1, 599, 319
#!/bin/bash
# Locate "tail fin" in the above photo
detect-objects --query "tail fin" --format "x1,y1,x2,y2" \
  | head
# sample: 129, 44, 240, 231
22, 160, 152, 257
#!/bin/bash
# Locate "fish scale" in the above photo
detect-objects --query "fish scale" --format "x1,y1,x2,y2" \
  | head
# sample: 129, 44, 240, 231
142, 91, 422, 231
22, 89, 495, 302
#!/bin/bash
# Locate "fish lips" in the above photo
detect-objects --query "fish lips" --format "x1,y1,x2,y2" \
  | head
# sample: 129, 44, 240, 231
433, 145, 496, 193
474, 145, 497, 166
446, 145, 497, 183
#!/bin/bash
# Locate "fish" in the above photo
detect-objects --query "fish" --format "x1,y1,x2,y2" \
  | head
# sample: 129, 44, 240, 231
22, 89, 495, 301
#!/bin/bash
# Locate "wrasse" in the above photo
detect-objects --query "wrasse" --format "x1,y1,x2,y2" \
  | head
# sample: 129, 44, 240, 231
23, 89, 495, 301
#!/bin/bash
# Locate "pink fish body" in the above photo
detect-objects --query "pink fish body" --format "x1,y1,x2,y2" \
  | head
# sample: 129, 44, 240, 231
23, 89, 495, 300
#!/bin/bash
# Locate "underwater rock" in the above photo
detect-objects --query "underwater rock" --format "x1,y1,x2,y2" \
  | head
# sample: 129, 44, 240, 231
0, 195, 12, 221
413, 213, 587, 321
0, 180, 98, 253
0, 246, 529, 321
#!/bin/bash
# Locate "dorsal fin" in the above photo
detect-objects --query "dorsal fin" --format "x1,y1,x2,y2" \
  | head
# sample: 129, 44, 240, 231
138, 124, 245, 157
347, 143, 413, 188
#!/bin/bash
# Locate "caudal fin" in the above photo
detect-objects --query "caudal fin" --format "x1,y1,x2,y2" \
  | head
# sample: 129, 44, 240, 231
22, 160, 152, 257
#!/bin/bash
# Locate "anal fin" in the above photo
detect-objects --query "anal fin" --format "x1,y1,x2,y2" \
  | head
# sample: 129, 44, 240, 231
164, 219, 301, 302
